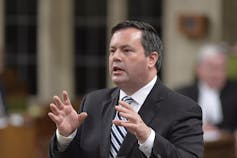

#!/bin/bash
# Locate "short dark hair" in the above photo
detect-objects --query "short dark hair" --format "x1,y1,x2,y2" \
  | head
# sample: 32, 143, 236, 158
111, 20, 163, 71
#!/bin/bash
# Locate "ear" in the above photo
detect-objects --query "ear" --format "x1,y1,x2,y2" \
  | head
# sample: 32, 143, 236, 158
196, 64, 205, 78
147, 51, 158, 68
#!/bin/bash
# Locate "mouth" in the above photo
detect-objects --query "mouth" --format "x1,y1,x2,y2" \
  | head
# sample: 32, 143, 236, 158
112, 66, 125, 74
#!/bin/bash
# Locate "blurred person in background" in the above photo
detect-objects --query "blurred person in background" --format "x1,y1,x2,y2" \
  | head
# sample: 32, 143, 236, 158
177, 43, 237, 157
176, 43, 237, 138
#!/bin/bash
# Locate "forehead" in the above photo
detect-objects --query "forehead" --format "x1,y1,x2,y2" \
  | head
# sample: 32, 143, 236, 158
110, 28, 142, 46
206, 54, 226, 64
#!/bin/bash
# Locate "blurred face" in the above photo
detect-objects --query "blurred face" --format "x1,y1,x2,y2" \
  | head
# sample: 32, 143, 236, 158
109, 28, 157, 94
197, 53, 227, 89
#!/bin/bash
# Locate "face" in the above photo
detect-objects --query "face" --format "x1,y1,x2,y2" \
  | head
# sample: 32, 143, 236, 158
197, 53, 227, 89
109, 28, 157, 93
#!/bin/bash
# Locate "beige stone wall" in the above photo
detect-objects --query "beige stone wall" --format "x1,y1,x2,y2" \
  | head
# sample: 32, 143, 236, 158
162, 0, 226, 89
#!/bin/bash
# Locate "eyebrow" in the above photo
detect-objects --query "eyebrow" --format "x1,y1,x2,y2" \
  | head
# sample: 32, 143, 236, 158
110, 44, 133, 49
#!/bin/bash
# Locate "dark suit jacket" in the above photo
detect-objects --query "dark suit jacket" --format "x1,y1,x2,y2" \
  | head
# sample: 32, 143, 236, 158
0, 81, 8, 116
49, 79, 203, 158
176, 80, 237, 132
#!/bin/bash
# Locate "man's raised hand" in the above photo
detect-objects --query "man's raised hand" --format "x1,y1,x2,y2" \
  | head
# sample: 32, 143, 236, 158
48, 90, 87, 136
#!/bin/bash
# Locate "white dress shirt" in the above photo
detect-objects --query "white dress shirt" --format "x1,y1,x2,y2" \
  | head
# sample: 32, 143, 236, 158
198, 81, 223, 125
119, 76, 157, 157
57, 75, 157, 157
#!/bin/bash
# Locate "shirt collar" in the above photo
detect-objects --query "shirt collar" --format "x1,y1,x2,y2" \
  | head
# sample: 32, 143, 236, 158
119, 75, 157, 105
198, 81, 220, 95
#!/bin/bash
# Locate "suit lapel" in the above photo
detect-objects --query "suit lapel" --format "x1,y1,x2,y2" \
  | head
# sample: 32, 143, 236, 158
100, 88, 119, 158
118, 79, 167, 156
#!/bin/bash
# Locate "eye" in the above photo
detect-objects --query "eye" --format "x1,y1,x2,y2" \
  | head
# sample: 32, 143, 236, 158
123, 48, 133, 54
109, 48, 116, 54
124, 49, 130, 52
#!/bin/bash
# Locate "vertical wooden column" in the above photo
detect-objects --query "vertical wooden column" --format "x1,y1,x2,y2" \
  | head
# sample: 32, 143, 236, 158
37, 0, 74, 102
106, 0, 128, 88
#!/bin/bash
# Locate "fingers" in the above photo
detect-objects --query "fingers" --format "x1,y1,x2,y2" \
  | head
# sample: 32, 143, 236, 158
113, 106, 151, 143
48, 112, 62, 125
49, 103, 60, 115
113, 119, 135, 129
53, 95, 64, 109
116, 100, 134, 116
113, 101, 145, 132
49, 90, 72, 125
119, 100, 133, 110
113, 118, 139, 131
115, 106, 136, 121
53, 90, 72, 110
78, 112, 88, 123
115, 101, 137, 122
62, 90, 71, 105
48, 103, 62, 124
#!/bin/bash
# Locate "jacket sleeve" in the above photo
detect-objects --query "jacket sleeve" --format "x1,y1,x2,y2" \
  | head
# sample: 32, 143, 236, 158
151, 105, 204, 158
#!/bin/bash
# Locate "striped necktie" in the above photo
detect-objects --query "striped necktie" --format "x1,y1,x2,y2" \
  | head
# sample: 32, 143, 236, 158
110, 96, 134, 158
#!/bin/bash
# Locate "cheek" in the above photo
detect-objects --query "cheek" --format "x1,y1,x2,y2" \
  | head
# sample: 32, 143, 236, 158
108, 63, 113, 74
128, 60, 148, 74
108, 57, 113, 68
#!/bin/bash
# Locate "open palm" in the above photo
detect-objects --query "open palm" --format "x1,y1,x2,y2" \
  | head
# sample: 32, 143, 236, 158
48, 90, 87, 136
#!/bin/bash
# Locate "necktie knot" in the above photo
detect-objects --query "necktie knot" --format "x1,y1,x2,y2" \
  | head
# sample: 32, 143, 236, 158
122, 96, 134, 104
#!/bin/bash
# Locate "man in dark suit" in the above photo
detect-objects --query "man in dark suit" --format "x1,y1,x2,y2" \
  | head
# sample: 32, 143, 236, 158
176, 44, 237, 132
177, 81, 237, 132
48, 20, 203, 158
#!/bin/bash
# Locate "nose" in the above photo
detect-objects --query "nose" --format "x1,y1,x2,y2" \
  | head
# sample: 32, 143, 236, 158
110, 49, 122, 61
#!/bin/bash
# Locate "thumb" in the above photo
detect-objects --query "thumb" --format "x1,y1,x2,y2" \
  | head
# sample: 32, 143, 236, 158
78, 112, 88, 123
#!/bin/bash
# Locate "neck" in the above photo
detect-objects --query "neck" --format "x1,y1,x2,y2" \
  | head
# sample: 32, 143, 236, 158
121, 74, 157, 95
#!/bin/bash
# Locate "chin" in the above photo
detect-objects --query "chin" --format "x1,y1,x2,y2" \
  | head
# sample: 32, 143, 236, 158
112, 80, 122, 86
112, 78, 128, 86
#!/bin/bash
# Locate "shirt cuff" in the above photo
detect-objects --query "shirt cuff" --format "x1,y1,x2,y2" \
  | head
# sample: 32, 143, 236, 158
138, 129, 155, 157
56, 129, 77, 151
